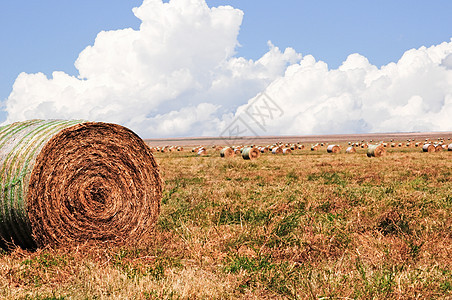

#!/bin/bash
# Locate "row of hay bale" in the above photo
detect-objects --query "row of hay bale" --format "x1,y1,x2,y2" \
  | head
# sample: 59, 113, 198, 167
150, 137, 452, 159
149, 145, 183, 153
422, 143, 448, 152
220, 146, 260, 160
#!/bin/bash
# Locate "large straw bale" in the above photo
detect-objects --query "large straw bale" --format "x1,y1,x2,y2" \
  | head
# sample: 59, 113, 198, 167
345, 146, 356, 154
282, 148, 292, 154
367, 144, 386, 157
272, 147, 283, 154
422, 144, 435, 152
241, 147, 260, 160
311, 144, 320, 151
197, 148, 207, 156
220, 147, 234, 158
326, 144, 341, 153
0, 120, 162, 249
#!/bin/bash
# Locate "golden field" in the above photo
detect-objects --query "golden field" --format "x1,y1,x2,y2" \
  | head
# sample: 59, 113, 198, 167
1, 136, 451, 299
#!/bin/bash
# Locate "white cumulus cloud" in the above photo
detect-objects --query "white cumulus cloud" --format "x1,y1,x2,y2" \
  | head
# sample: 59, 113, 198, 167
235, 40, 452, 135
3, 0, 300, 137
2, 0, 452, 137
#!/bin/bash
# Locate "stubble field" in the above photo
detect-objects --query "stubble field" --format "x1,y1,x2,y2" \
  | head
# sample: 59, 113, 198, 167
0, 135, 451, 299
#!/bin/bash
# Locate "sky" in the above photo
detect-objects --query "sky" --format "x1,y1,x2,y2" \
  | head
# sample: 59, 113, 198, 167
1, 0, 451, 138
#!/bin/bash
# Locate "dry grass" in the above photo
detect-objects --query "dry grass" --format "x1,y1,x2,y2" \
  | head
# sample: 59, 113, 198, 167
0, 142, 451, 299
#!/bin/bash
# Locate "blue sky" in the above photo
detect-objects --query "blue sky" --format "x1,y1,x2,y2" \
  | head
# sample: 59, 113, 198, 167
1, 0, 451, 137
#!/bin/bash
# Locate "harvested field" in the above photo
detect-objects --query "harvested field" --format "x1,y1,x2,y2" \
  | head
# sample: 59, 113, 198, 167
1, 132, 451, 299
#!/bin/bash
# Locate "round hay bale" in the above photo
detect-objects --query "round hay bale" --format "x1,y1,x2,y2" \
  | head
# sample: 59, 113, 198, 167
448, 143, 452, 151
345, 146, 356, 154
367, 144, 386, 157
435, 144, 443, 152
0, 120, 162, 249
326, 144, 341, 153
234, 148, 241, 155
422, 144, 435, 152
282, 148, 292, 154
241, 147, 260, 160
311, 144, 320, 151
259, 147, 269, 153
272, 147, 283, 154
220, 147, 235, 158
197, 148, 207, 156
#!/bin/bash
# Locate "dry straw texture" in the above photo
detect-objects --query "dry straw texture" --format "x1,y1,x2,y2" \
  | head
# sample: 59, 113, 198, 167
282, 148, 292, 154
367, 144, 386, 157
0, 120, 162, 249
346, 146, 356, 153
327, 144, 341, 153
197, 148, 207, 156
220, 147, 234, 158
271, 147, 283, 154
422, 144, 435, 152
241, 147, 260, 160
311, 144, 320, 151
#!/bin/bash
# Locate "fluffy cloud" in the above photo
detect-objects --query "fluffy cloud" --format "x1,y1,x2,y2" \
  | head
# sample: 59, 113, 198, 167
236, 40, 452, 135
3, 0, 452, 137
3, 0, 300, 137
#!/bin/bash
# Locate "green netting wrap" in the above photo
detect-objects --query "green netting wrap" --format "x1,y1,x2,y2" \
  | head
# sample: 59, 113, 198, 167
0, 120, 162, 249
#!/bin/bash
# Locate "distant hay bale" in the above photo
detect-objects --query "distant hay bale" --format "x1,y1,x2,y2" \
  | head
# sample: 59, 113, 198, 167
346, 146, 356, 154
0, 120, 162, 249
311, 144, 320, 151
197, 148, 207, 156
367, 144, 386, 157
259, 147, 269, 153
272, 147, 283, 154
242, 147, 260, 160
327, 144, 341, 153
422, 144, 435, 153
282, 148, 292, 154
298, 144, 305, 150
220, 147, 235, 158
